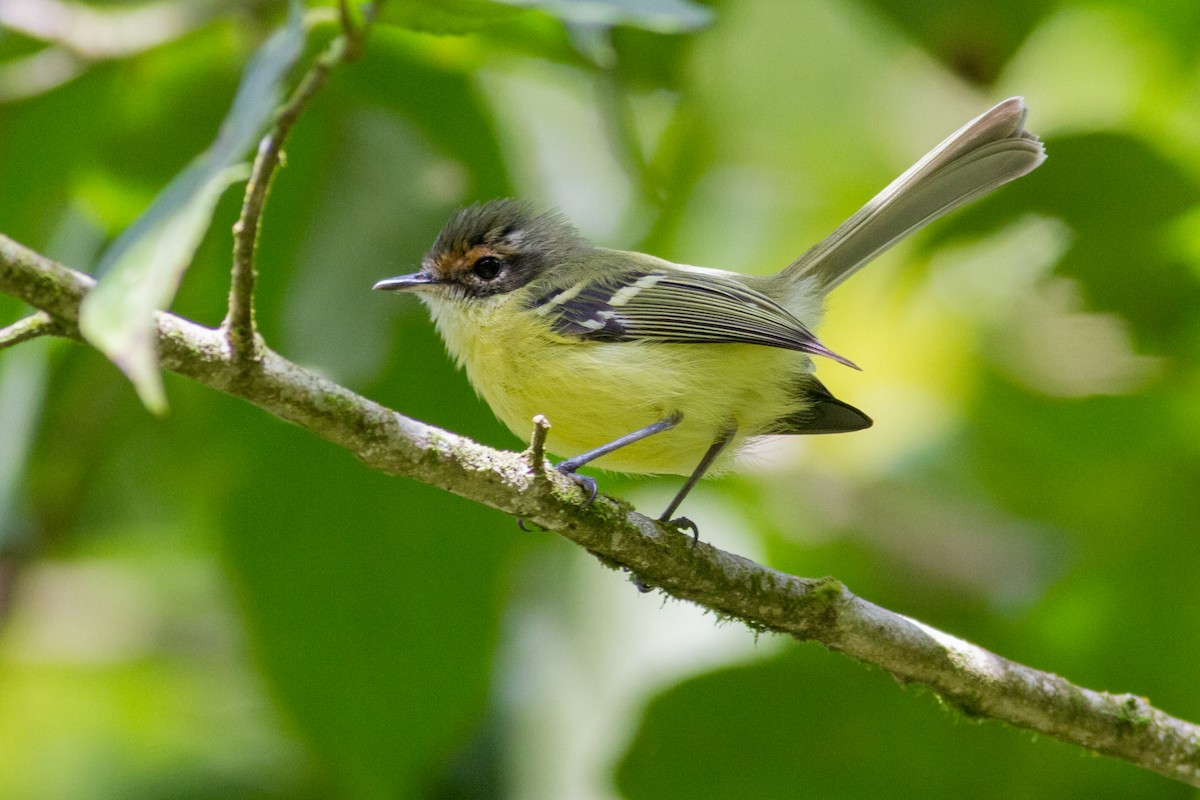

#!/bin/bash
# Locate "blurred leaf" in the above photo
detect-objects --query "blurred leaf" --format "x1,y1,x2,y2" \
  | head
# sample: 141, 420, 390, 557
220, 404, 518, 798
0, 206, 105, 552
497, 0, 714, 33
336, 33, 514, 198
1087, 0, 1200, 60
859, 0, 1056, 84
617, 645, 1181, 799
379, 0, 712, 35
77, 0, 305, 413
377, 0, 529, 34
962, 370, 1200, 711
0, 341, 53, 551
610, 25, 695, 89
80, 164, 245, 412
933, 133, 1200, 353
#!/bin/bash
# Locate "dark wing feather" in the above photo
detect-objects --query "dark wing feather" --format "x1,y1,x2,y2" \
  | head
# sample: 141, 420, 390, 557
773, 377, 873, 435
529, 269, 857, 368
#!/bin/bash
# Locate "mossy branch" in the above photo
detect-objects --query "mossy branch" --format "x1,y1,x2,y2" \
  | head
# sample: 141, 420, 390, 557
1, 233, 1199, 787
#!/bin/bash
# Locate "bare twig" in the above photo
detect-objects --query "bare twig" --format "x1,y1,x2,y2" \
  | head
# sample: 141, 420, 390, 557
526, 414, 552, 474
337, 0, 365, 60
2, 234, 1199, 787
223, 9, 371, 361
0, 311, 61, 350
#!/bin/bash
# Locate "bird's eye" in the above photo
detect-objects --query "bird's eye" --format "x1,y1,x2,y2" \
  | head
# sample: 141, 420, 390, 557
472, 255, 503, 281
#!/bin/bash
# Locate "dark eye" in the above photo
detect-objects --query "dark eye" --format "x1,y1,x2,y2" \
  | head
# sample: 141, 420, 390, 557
472, 255, 503, 281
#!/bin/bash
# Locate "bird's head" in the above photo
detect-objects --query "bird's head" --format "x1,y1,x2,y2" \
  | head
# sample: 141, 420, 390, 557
373, 199, 588, 302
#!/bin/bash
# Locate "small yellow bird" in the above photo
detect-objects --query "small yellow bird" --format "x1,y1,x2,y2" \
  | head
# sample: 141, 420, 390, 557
375, 98, 1044, 527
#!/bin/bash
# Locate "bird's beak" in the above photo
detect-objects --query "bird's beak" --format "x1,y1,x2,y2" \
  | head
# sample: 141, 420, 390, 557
372, 272, 441, 292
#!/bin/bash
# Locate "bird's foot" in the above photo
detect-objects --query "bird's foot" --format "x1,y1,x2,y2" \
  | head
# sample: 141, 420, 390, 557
661, 515, 700, 545
556, 463, 598, 507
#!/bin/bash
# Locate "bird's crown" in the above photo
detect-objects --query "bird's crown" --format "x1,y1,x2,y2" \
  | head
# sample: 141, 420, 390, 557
422, 199, 588, 297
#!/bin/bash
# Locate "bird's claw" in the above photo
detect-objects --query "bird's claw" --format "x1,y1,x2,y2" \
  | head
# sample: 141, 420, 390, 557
556, 465, 598, 507
516, 518, 545, 532
663, 516, 700, 545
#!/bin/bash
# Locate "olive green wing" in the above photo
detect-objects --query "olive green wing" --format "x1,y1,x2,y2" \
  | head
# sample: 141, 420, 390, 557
528, 268, 857, 368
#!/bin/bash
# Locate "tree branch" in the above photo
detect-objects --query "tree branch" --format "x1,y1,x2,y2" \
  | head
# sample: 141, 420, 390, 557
2, 232, 1198, 787
0, 311, 61, 350
224, 7, 370, 361
525, 413, 551, 473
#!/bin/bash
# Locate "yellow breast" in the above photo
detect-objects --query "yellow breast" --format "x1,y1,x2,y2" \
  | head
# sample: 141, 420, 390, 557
426, 292, 810, 476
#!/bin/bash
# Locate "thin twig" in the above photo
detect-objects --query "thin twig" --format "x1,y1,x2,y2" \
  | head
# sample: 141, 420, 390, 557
3, 236, 1199, 788
518, 414, 554, 530
526, 414, 552, 474
337, 0, 364, 60
0, 311, 61, 350
223, 9, 370, 361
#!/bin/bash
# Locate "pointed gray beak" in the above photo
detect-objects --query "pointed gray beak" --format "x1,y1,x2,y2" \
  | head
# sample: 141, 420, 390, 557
372, 272, 441, 292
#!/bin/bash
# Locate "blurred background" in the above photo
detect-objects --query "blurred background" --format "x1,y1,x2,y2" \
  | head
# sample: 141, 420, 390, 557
2, 0, 1199, 797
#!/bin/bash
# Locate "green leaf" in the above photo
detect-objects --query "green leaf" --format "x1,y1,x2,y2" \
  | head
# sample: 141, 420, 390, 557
78, 0, 306, 414
618, 646, 1175, 799
220, 406, 517, 798
377, 0, 528, 35
378, 0, 712, 36
857, 0, 1055, 84
79, 164, 245, 413
498, 0, 714, 33
931, 132, 1200, 354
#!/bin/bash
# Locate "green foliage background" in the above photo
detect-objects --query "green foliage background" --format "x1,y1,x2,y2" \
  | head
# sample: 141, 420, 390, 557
2, 0, 1199, 797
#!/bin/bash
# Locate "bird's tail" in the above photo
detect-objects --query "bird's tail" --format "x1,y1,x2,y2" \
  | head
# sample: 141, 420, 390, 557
783, 97, 1046, 294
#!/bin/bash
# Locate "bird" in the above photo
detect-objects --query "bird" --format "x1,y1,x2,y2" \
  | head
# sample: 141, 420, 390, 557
374, 98, 1045, 531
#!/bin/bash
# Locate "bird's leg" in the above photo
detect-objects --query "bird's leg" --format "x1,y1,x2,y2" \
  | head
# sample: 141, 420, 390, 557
555, 412, 683, 505
660, 424, 737, 543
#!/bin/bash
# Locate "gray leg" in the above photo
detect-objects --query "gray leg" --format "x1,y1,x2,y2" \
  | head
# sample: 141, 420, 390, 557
660, 424, 737, 541
556, 412, 683, 504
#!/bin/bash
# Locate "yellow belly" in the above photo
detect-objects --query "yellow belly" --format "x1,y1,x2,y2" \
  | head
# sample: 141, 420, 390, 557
429, 294, 810, 475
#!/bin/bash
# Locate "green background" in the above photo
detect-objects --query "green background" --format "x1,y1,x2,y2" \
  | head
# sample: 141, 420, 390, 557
1, 0, 1199, 797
